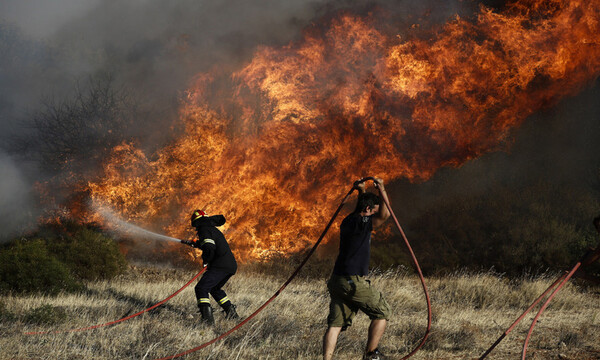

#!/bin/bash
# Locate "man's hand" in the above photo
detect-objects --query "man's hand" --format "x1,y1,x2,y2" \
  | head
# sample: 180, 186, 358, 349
372, 177, 390, 228
373, 177, 385, 192
353, 179, 367, 193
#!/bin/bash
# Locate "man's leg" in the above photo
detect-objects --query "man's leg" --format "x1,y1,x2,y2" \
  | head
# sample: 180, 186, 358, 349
323, 326, 342, 360
366, 319, 386, 353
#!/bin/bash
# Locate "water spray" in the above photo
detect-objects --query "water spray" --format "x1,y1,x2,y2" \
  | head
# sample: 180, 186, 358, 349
92, 200, 185, 244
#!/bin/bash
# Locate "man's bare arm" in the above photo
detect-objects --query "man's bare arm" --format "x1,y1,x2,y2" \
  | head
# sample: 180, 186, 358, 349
372, 178, 390, 228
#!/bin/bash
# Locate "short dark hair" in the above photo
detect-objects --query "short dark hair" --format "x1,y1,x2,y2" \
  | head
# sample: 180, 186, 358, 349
354, 192, 380, 213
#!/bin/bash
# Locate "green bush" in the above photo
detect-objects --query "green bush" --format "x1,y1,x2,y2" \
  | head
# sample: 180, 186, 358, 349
23, 304, 67, 325
45, 226, 128, 281
0, 239, 80, 295
0, 221, 127, 294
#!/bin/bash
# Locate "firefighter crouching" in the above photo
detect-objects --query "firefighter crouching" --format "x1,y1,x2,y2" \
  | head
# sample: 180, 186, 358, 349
182, 210, 239, 324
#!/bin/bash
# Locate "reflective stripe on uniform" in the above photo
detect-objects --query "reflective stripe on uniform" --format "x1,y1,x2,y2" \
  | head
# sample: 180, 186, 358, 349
201, 239, 216, 246
218, 296, 230, 304
198, 298, 210, 304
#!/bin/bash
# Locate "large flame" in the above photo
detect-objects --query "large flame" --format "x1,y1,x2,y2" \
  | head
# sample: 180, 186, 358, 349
88, 0, 600, 261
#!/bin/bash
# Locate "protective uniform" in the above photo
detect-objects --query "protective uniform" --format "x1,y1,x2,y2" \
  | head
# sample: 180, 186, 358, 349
188, 210, 239, 324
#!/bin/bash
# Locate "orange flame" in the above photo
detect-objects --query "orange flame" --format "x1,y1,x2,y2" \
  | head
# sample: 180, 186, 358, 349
87, 0, 600, 261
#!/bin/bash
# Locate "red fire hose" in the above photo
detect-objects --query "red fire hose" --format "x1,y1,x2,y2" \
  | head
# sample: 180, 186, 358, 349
155, 177, 432, 360
478, 273, 567, 359
480, 245, 598, 359
520, 224, 600, 358
24, 268, 206, 335
521, 262, 581, 360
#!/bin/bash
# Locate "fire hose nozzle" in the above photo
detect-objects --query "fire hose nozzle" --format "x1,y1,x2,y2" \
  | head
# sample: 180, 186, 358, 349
181, 240, 194, 247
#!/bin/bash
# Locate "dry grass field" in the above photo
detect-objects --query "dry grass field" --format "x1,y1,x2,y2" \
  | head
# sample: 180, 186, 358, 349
1, 265, 599, 360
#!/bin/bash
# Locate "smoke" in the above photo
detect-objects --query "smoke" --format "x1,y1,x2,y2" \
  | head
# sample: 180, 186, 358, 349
0, 151, 38, 241
0, 0, 101, 39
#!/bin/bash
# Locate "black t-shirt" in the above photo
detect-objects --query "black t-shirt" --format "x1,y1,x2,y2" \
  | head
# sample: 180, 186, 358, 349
195, 226, 238, 274
332, 212, 373, 276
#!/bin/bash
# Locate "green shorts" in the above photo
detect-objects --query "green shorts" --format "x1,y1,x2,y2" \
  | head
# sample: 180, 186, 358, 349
326, 274, 391, 329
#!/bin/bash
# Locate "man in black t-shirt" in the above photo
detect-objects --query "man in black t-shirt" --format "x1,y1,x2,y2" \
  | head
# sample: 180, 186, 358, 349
323, 178, 391, 360
182, 210, 239, 325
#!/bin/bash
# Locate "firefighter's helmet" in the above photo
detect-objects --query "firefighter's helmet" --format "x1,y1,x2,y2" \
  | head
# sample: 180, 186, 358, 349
191, 210, 207, 227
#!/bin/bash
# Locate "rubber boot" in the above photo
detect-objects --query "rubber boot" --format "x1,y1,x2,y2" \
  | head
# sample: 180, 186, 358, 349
222, 303, 240, 320
199, 304, 215, 325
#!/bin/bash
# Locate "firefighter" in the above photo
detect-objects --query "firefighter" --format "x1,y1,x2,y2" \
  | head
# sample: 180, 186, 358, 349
182, 210, 239, 325
323, 178, 391, 360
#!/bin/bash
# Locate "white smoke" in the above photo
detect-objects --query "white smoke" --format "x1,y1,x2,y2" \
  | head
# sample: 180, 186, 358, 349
0, 151, 37, 240
0, 0, 101, 39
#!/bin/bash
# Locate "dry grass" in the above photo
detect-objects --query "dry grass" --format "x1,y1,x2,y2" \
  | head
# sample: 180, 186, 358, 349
1, 265, 599, 359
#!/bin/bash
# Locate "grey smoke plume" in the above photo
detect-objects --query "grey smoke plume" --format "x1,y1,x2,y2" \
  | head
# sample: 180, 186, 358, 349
0, 151, 38, 241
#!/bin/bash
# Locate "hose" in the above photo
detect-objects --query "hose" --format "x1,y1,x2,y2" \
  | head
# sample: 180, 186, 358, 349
478, 272, 567, 359
521, 262, 581, 360
383, 194, 432, 359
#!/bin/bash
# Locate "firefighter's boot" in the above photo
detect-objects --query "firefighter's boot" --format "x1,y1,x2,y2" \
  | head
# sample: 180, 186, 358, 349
222, 302, 240, 320
198, 304, 215, 325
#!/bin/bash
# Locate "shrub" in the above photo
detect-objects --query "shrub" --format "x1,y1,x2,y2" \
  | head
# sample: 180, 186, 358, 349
45, 225, 128, 281
0, 239, 80, 295
0, 221, 127, 294
371, 239, 413, 270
